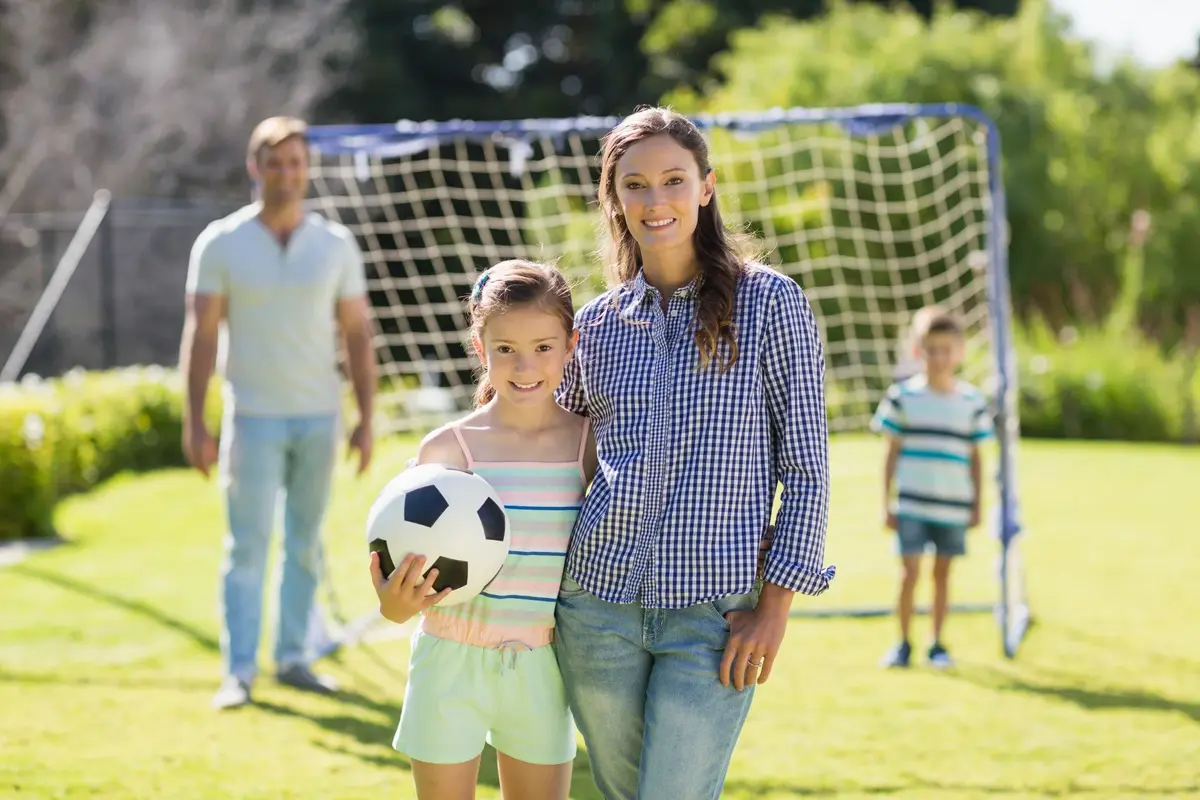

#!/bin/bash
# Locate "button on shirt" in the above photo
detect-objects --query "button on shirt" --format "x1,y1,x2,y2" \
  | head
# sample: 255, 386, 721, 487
556, 264, 835, 609
185, 203, 368, 417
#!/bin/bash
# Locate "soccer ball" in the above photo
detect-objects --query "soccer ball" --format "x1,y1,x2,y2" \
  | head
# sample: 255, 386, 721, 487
366, 463, 510, 607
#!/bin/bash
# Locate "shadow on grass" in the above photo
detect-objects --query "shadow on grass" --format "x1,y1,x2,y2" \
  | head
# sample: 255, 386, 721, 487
945, 665, 1199, 725
8, 563, 218, 651
6, 562, 606, 796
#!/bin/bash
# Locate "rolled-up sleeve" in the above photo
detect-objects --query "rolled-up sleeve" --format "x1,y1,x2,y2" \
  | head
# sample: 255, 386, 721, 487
760, 279, 835, 595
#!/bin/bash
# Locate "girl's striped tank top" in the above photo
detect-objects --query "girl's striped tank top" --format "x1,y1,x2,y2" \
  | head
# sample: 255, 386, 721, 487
418, 420, 589, 650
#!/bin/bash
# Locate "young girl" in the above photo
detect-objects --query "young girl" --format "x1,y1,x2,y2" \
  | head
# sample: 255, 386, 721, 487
367, 259, 594, 800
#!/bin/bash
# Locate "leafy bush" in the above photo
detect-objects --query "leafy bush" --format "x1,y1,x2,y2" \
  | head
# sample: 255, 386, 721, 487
0, 388, 60, 540
0, 365, 376, 542
1014, 321, 1199, 443
0, 367, 221, 541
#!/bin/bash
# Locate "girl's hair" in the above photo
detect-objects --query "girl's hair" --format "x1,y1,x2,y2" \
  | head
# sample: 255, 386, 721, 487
597, 105, 762, 372
467, 259, 575, 407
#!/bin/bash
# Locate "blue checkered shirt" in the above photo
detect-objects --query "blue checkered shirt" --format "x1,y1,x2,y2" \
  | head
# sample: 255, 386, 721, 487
556, 265, 835, 609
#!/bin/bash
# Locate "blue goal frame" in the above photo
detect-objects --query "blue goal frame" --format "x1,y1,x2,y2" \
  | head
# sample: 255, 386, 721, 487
306, 103, 1030, 660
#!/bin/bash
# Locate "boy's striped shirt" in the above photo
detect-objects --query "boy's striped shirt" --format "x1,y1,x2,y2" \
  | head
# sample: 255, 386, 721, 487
870, 375, 993, 526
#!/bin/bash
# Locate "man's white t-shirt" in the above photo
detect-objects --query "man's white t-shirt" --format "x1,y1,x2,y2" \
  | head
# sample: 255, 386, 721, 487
186, 203, 368, 417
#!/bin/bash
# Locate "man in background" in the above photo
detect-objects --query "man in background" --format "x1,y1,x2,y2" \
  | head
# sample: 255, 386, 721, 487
179, 116, 377, 710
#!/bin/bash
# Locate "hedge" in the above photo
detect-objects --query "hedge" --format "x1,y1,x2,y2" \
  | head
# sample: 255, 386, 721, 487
0, 367, 220, 542
1015, 322, 1200, 444
1, 334, 1197, 541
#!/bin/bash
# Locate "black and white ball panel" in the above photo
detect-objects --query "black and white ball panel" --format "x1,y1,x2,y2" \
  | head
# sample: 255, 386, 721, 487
404, 484, 450, 528
366, 463, 511, 607
477, 497, 507, 542
368, 537, 396, 580
427, 556, 470, 592
369, 540, 470, 592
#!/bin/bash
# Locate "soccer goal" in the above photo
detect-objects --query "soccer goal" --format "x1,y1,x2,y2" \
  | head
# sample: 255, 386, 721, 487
304, 104, 1031, 659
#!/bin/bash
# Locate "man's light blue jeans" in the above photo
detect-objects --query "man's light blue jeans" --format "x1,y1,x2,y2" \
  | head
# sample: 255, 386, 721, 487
217, 413, 339, 682
554, 573, 760, 800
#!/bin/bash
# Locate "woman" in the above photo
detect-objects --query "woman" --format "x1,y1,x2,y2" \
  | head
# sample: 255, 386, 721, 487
554, 106, 836, 799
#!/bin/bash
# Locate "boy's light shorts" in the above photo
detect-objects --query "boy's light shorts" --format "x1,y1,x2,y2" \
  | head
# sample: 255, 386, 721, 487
896, 516, 967, 557
393, 631, 577, 766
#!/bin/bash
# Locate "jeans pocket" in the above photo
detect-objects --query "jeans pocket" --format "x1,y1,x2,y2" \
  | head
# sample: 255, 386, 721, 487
701, 601, 732, 630
699, 590, 760, 630
558, 571, 589, 599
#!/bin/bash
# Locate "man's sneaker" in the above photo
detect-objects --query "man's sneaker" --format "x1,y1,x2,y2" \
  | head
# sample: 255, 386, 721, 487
927, 642, 955, 669
881, 641, 912, 668
276, 663, 339, 695
212, 676, 252, 710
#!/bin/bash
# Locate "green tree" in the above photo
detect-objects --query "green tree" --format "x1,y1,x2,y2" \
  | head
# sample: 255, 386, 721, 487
666, 0, 1200, 345
637, 0, 1018, 99
320, 0, 1021, 125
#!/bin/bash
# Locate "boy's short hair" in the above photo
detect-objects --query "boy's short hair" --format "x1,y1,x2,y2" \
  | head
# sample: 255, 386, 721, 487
920, 309, 964, 340
247, 116, 309, 162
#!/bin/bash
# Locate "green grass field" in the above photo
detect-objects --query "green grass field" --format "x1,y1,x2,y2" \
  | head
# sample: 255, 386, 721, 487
1, 436, 1198, 799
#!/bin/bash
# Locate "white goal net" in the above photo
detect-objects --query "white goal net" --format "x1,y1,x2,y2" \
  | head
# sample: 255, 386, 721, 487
304, 105, 1030, 656
307, 107, 1002, 433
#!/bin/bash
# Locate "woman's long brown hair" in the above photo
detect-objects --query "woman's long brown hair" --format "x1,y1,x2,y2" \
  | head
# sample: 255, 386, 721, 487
597, 106, 762, 372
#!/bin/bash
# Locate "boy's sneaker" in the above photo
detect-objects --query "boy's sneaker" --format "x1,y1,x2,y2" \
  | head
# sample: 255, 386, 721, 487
880, 641, 912, 668
927, 642, 955, 669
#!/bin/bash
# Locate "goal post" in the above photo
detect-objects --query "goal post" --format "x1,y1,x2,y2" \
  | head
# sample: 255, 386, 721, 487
304, 103, 1031, 659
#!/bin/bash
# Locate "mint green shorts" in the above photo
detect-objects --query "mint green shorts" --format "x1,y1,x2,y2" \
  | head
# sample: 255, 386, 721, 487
393, 632, 577, 765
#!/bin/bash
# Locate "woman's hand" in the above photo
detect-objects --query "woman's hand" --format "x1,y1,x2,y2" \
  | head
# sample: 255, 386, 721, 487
369, 551, 452, 625
719, 583, 794, 691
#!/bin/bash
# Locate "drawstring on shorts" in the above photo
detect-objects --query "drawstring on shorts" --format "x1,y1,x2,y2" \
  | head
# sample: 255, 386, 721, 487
492, 640, 533, 674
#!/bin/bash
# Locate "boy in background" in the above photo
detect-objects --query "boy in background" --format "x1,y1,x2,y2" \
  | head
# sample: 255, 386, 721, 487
871, 309, 993, 669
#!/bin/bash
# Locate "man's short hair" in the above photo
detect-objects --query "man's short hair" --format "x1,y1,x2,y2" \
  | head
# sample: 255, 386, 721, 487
247, 116, 309, 161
